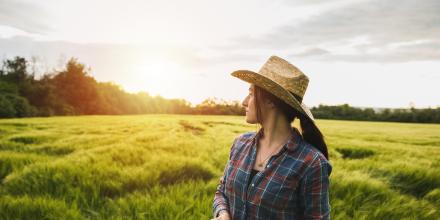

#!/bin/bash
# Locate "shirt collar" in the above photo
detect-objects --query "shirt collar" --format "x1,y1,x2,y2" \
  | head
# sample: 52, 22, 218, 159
286, 126, 303, 152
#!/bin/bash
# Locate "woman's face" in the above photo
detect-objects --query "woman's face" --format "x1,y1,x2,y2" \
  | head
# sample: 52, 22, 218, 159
242, 84, 258, 124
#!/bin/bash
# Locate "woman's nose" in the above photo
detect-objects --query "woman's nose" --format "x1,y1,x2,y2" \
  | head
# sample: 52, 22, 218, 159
242, 97, 248, 107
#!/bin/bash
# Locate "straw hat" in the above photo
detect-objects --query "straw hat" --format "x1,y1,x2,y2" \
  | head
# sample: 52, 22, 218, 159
231, 55, 315, 122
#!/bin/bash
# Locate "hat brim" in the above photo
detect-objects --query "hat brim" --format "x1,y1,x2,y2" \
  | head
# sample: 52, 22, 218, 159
231, 70, 315, 122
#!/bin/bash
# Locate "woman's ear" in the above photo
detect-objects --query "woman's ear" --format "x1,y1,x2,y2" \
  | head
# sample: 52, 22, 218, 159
265, 99, 275, 109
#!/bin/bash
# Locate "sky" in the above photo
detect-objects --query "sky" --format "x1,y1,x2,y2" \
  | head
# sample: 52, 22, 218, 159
0, 0, 439, 108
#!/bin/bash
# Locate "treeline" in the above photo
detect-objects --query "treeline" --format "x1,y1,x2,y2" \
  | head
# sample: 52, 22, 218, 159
1, 56, 438, 123
0, 56, 244, 118
311, 104, 440, 124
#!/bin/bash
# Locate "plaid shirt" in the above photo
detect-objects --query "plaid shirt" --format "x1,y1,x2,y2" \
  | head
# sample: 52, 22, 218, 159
213, 126, 332, 220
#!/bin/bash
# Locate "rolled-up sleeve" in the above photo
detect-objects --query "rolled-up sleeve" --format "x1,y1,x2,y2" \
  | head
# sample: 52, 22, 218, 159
300, 154, 332, 220
212, 137, 238, 218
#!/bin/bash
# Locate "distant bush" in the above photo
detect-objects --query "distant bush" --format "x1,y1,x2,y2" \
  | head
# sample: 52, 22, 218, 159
311, 104, 440, 124
0, 94, 36, 118
0, 94, 16, 117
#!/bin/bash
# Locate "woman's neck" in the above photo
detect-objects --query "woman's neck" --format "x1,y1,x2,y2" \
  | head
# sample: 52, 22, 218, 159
259, 113, 293, 149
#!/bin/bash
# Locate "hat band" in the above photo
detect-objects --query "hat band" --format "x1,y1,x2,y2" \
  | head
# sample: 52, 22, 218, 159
289, 91, 303, 103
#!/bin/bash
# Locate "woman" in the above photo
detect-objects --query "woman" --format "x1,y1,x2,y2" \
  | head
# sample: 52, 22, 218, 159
212, 56, 332, 220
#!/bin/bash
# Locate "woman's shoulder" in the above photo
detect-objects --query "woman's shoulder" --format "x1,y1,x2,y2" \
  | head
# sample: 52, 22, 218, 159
238, 131, 257, 140
299, 140, 332, 175
233, 131, 257, 146
228, 131, 257, 158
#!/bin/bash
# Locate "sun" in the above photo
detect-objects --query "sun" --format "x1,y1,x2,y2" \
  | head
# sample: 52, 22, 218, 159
123, 58, 187, 97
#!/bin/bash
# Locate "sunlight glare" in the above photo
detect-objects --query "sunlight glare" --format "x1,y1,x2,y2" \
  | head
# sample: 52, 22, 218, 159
125, 58, 188, 98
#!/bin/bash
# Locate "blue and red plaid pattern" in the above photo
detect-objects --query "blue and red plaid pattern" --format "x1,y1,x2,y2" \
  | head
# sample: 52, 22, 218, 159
213, 126, 332, 219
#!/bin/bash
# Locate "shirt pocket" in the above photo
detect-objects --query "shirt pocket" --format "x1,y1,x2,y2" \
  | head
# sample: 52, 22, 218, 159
260, 171, 300, 210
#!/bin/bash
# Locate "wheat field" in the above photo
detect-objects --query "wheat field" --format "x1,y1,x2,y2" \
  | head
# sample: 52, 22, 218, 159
0, 114, 439, 219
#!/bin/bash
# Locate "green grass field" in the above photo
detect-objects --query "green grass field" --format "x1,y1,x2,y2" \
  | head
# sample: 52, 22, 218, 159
0, 114, 439, 219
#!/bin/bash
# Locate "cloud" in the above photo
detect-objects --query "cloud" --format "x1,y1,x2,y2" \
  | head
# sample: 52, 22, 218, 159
221, 0, 440, 62
290, 47, 330, 57
338, 41, 440, 62
0, 0, 52, 34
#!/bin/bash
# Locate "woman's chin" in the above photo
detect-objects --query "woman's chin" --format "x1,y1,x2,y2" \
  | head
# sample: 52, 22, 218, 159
245, 117, 250, 123
245, 117, 257, 124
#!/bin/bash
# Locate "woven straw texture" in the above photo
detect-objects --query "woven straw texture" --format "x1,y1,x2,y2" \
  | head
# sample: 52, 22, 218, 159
231, 56, 315, 122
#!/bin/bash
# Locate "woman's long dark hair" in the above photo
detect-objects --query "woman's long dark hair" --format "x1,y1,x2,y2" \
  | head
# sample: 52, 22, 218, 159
254, 85, 329, 160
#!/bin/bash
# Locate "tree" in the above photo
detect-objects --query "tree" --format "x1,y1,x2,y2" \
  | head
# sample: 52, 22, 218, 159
52, 58, 99, 114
